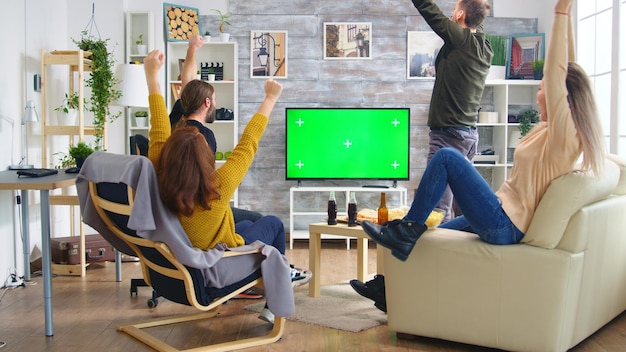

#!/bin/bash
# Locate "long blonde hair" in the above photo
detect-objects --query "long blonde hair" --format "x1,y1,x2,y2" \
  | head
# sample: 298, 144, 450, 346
566, 62, 606, 175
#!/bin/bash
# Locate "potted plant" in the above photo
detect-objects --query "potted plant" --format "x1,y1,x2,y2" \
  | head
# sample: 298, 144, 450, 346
517, 109, 539, 137
69, 141, 95, 169
485, 34, 507, 79
203, 31, 212, 42
73, 31, 122, 150
54, 92, 81, 125
133, 110, 148, 127
136, 34, 147, 55
55, 141, 94, 169
213, 9, 231, 42
532, 59, 544, 80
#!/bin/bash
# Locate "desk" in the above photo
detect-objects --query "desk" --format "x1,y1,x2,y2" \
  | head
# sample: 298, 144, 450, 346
308, 222, 385, 297
0, 170, 76, 336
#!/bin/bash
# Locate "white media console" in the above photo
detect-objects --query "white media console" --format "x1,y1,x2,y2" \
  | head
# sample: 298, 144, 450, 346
289, 186, 408, 250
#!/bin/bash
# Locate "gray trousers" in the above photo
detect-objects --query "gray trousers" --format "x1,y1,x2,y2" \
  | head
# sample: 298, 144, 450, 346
427, 127, 479, 222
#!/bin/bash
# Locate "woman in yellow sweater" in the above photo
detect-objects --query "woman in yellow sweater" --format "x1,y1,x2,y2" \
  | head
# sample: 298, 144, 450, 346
362, 0, 605, 262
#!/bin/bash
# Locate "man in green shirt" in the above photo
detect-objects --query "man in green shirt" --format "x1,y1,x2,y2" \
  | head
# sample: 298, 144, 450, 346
351, 0, 493, 312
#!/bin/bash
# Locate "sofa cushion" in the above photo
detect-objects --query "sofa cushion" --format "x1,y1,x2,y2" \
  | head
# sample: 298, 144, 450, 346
607, 154, 626, 195
522, 159, 619, 249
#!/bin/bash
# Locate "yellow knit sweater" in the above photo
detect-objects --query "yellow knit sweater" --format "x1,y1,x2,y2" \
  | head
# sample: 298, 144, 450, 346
148, 94, 268, 250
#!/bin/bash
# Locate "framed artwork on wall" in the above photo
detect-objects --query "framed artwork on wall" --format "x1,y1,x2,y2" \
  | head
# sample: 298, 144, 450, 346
407, 31, 443, 79
163, 3, 200, 42
250, 31, 288, 79
323, 22, 371, 60
507, 33, 545, 79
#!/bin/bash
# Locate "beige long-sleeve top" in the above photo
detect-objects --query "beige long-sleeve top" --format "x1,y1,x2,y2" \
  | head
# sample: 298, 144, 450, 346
495, 13, 582, 234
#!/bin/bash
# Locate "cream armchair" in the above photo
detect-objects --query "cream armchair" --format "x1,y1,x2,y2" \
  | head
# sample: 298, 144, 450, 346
384, 156, 626, 352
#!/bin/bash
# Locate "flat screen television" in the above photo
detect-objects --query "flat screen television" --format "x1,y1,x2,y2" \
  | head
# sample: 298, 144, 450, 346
285, 107, 410, 181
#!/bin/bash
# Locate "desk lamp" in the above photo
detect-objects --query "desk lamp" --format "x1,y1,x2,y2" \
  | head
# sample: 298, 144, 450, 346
9, 100, 39, 170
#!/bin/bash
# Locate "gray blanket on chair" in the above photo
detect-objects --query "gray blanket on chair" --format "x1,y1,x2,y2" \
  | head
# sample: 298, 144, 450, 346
76, 151, 294, 317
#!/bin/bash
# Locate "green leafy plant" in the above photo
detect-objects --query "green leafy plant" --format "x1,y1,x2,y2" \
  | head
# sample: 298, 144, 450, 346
212, 9, 231, 33
54, 92, 81, 114
135, 34, 143, 45
134, 110, 148, 117
73, 31, 122, 150
485, 34, 507, 66
532, 59, 544, 79
204, 31, 211, 36
69, 141, 95, 160
517, 109, 539, 136
531, 59, 544, 72
54, 141, 94, 168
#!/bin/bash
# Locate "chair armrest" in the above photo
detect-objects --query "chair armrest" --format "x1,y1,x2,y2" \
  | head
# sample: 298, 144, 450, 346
223, 248, 263, 257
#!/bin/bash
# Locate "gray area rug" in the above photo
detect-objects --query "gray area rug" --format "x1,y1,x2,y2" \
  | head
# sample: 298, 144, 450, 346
244, 282, 387, 332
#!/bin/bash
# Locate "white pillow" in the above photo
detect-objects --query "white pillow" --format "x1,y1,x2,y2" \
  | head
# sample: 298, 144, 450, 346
522, 159, 619, 249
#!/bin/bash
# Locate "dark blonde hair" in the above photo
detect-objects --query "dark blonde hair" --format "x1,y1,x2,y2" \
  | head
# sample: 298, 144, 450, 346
155, 126, 220, 216
566, 62, 606, 175
459, 0, 491, 29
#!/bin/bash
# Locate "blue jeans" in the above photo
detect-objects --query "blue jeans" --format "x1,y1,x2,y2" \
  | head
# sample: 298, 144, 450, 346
236, 215, 286, 254
405, 148, 524, 245
429, 127, 479, 222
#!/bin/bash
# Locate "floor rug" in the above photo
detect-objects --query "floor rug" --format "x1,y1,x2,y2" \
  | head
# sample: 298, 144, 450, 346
244, 282, 387, 332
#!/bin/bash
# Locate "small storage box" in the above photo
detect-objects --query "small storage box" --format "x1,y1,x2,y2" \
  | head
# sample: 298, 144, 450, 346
51, 234, 115, 265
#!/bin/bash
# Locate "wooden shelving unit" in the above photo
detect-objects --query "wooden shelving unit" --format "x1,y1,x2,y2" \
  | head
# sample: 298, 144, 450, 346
40, 49, 102, 276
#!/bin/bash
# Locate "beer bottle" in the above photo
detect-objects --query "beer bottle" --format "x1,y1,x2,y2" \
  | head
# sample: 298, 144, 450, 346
327, 191, 338, 225
347, 192, 358, 227
377, 192, 388, 225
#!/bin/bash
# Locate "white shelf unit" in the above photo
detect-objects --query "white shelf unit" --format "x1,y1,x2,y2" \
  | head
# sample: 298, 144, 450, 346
125, 11, 155, 64
476, 79, 540, 190
124, 11, 154, 152
166, 41, 239, 205
289, 186, 408, 250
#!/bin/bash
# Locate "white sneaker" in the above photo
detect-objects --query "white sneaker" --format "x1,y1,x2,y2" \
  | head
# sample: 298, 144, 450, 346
290, 266, 312, 288
258, 307, 275, 325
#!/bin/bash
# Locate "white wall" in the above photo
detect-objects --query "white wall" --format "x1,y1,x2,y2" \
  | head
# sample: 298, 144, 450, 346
495, 0, 555, 42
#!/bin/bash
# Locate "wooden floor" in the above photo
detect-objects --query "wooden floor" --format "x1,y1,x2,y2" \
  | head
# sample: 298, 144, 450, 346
1, 240, 625, 352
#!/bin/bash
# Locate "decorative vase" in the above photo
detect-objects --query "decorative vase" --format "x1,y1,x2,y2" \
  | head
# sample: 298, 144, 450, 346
487, 65, 506, 80
137, 44, 148, 55
219, 33, 230, 42
134, 116, 147, 128
75, 157, 87, 169
57, 109, 77, 125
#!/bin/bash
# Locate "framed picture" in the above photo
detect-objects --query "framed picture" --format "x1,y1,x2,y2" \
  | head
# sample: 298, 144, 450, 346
407, 31, 443, 79
163, 3, 200, 42
507, 33, 545, 79
323, 22, 371, 60
170, 82, 182, 100
250, 31, 288, 79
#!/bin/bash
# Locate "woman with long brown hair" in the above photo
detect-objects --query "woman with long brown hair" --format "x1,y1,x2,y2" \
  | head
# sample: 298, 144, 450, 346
143, 49, 308, 324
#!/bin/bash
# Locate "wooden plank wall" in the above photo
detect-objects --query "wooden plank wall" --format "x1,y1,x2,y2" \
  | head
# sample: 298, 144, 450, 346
199, 0, 537, 230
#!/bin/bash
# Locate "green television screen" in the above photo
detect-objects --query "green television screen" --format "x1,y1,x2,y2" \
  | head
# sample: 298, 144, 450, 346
285, 108, 410, 180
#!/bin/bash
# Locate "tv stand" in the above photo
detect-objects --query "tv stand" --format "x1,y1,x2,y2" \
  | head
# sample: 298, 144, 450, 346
289, 186, 407, 250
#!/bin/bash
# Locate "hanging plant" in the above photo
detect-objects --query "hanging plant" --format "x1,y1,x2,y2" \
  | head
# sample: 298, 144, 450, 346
72, 30, 121, 150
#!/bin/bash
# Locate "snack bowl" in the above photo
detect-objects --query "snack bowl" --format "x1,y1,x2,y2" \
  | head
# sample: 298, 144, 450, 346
425, 208, 445, 228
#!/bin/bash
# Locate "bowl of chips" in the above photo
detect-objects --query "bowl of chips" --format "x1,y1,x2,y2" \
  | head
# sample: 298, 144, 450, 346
425, 208, 445, 228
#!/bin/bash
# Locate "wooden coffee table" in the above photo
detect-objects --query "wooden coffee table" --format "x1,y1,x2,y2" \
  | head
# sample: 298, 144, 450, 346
308, 222, 385, 297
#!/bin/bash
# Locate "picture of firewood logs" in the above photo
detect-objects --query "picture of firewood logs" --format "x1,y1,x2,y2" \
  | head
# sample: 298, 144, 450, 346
165, 4, 200, 41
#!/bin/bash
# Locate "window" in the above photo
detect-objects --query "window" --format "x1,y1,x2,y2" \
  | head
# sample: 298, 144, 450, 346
577, 0, 625, 156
